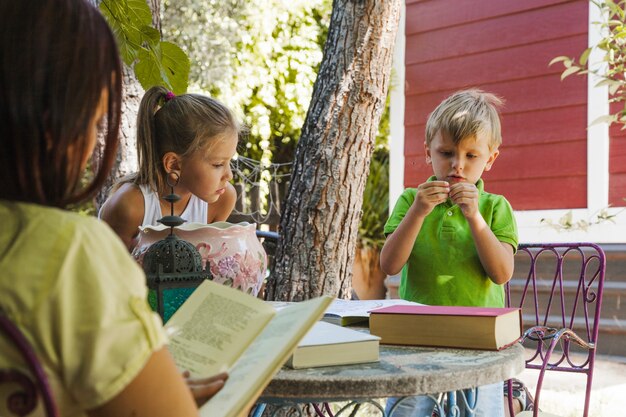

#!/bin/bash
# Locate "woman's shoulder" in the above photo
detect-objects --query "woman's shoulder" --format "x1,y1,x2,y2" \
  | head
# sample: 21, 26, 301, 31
2, 203, 128, 267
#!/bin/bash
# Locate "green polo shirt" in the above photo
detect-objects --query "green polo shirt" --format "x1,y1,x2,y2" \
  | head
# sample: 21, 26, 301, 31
384, 177, 518, 308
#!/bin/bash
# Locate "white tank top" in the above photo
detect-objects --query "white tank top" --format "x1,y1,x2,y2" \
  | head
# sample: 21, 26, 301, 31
138, 184, 207, 226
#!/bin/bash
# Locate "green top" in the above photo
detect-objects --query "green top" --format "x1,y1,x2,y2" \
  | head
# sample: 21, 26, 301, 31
0, 202, 167, 416
384, 177, 518, 308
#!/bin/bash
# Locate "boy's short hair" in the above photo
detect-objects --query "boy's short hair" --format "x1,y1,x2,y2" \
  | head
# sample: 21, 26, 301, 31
425, 89, 504, 150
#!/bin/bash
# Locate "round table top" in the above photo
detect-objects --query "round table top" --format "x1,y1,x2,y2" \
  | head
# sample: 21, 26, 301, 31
260, 342, 525, 402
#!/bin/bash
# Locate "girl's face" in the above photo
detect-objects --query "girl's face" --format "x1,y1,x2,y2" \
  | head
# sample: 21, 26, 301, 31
177, 131, 238, 203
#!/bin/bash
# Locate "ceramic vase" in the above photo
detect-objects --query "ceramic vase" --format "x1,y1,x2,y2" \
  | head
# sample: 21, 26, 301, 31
132, 221, 267, 297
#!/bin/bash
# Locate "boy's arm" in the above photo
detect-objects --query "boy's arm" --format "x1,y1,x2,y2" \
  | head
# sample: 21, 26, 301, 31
380, 181, 450, 276
450, 183, 514, 284
466, 215, 515, 285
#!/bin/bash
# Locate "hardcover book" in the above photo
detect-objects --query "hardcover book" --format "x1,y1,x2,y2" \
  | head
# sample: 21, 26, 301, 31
164, 280, 332, 417
286, 321, 380, 369
369, 305, 522, 351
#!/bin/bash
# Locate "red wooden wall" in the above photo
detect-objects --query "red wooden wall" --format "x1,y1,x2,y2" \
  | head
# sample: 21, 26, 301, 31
404, 0, 590, 210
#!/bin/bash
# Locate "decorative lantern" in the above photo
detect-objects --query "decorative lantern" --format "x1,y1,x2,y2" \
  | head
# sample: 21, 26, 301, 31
142, 178, 210, 322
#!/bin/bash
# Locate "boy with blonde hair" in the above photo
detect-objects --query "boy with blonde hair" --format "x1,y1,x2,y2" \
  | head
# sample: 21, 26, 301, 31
381, 89, 518, 416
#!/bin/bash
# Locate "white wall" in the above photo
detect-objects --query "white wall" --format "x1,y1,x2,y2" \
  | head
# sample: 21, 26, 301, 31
388, 1, 625, 244
389, 1, 406, 212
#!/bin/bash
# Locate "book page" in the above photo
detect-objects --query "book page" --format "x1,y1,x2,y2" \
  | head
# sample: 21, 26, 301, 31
165, 280, 276, 378
200, 295, 333, 417
323, 298, 423, 325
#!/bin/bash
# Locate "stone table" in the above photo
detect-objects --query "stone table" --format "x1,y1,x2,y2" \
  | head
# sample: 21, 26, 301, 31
258, 342, 525, 416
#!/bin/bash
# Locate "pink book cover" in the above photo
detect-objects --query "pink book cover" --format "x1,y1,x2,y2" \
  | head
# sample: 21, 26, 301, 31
369, 305, 520, 317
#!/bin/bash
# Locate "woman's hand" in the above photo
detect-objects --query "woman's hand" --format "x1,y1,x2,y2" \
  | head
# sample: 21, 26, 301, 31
183, 371, 229, 406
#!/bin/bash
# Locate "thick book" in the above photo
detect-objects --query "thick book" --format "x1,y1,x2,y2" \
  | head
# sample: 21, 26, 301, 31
164, 280, 332, 417
322, 298, 424, 326
285, 321, 380, 369
369, 305, 522, 351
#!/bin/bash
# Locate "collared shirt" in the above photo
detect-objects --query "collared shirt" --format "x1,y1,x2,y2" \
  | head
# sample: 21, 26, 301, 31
384, 177, 518, 308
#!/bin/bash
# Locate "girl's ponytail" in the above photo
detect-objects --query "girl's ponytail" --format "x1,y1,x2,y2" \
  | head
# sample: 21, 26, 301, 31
135, 86, 169, 193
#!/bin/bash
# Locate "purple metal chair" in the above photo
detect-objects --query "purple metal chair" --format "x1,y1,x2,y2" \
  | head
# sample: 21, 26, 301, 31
0, 311, 58, 417
505, 243, 606, 417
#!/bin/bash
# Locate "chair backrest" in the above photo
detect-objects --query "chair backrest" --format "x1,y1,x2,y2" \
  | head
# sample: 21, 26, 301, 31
256, 230, 280, 278
505, 242, 606, 416
0, 312, 58, 417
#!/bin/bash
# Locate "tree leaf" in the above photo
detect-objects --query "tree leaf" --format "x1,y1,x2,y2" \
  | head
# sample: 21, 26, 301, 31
561, 65, 581, 80
134, 48, 166, 91
140, 26, 161, 46
160, 42, 190, 94
610, 81, 622, 95
100, 0, 140, 65
125, 0, 152, 27
589, 114, 618, 126
579, 47, 592, 66
549, 56, 571, 66
133, 42, 190, 94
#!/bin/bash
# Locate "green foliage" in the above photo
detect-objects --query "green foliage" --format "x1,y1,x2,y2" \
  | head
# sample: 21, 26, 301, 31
162, 0, 391, 247
358, 149, 389, 251
162, 0, 331, 164
100, 0, 190, 94
550, 0, 626, 127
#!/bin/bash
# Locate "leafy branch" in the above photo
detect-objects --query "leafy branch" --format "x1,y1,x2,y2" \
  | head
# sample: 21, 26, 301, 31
540, 206, 624, 232
100, 0, 189, 94
550, 0, 626, 128
546, 1, 625, 232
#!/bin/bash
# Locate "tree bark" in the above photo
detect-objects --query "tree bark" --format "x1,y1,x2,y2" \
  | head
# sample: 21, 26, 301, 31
266, 0, 401, 302
92, 0, 161, 210
93, 66, 143, 209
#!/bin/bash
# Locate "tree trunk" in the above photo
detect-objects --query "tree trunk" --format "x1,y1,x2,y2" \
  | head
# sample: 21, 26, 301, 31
266, 0, 401, 302
92, 67, 144, 209
92, 0, 161, 210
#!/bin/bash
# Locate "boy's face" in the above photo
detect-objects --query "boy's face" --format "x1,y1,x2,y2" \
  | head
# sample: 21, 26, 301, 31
425, 130, 499, 185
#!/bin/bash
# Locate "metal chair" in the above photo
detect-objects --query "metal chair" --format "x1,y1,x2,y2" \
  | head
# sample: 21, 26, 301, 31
505, 243, 606, 417
256, 229, 280, 278
0, 311, 58, 417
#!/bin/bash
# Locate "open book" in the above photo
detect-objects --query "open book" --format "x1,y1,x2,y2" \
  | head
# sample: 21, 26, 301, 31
322, 298, 423, 326
164, 280, 332, 417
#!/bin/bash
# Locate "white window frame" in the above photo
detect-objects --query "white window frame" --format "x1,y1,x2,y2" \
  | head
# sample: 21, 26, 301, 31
389, 2, 624, 244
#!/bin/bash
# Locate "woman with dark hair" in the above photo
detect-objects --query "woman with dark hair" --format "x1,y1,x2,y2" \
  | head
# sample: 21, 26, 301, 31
0, 1, 226, 415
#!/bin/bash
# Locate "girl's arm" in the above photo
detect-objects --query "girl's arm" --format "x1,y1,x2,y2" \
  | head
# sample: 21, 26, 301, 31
100, 183, 145, 250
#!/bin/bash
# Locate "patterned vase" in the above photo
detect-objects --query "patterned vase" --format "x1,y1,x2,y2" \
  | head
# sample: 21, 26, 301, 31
132, 222, 268, 297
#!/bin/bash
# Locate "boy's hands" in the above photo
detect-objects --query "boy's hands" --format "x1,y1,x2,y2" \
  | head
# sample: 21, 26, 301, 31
413, 181, 450, 216
449, 182, 480, 218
